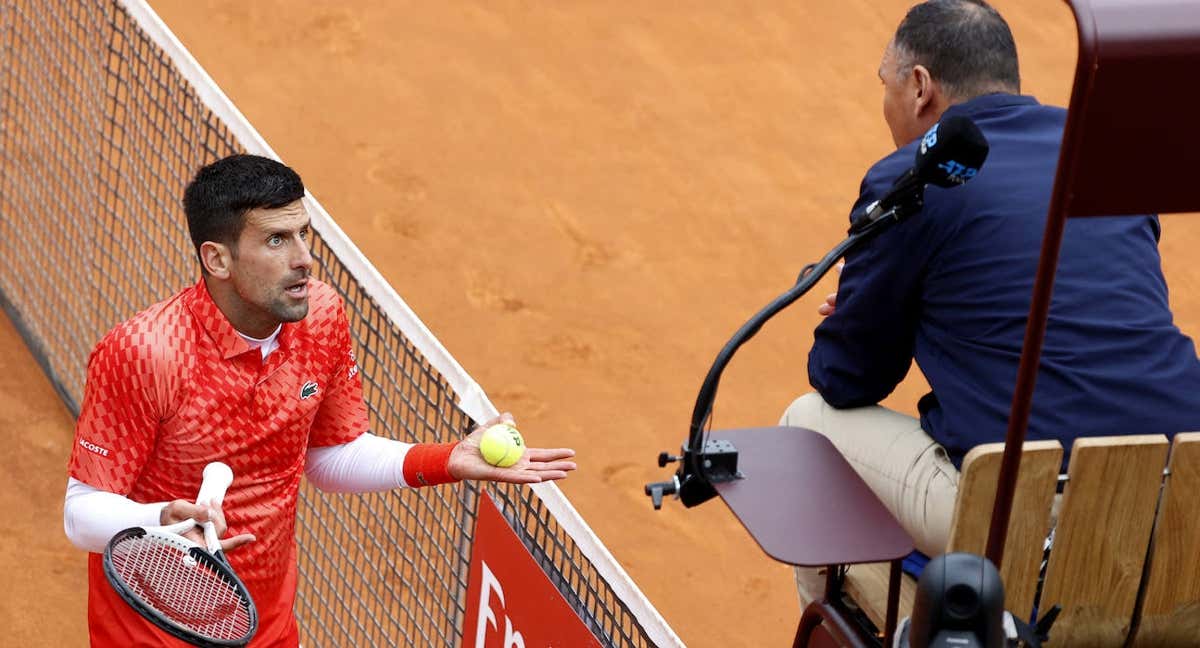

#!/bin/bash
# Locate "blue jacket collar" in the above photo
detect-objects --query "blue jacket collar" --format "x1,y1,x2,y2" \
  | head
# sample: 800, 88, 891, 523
943, 93, 1039, 120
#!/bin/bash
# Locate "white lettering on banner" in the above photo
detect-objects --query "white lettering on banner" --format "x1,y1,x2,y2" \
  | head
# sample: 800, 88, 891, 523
79, 439, 110, 457
475, 560, 526, 648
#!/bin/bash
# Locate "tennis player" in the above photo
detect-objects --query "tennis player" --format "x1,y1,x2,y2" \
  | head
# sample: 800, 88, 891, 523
63, 154, 577, 646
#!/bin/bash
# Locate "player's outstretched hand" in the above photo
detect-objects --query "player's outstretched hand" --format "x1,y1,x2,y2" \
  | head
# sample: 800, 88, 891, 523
449, 413, 577, 484
159, 498, 256, 553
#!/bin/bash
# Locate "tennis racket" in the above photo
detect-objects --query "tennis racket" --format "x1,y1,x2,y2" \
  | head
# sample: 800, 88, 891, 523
103, 462, 258, 647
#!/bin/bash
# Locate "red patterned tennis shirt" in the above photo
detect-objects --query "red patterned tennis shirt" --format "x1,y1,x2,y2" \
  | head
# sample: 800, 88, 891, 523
68, 278, 368, 646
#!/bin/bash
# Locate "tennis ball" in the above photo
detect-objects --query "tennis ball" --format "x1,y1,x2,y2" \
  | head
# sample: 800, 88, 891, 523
479, 423, 525, 468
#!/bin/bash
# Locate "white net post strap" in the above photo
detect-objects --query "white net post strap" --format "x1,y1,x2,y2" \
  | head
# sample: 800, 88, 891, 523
115, 1, 684, 646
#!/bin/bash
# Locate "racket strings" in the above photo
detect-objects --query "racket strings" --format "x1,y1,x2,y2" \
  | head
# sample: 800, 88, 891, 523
110, 536, 252, 640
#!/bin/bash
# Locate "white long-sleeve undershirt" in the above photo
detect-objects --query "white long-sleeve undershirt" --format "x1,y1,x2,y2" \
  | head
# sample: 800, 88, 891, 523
63, 433, 415, 552
63, 478, 166, 553
304, 433, 414, 492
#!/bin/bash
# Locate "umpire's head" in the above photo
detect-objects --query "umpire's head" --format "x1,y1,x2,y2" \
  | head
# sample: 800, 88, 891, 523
880, 0, 1020, 147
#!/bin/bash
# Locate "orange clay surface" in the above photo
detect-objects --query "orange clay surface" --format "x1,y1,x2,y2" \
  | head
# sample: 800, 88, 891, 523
9, 1, 1200, 646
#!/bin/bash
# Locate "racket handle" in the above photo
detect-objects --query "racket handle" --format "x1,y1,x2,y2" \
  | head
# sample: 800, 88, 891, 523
195, 462, 234, 507
201, 520, 223, 555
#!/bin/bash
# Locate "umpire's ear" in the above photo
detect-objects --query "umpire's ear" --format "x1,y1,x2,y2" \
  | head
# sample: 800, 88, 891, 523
200, 240, 233, 279
910, 63, 946, 121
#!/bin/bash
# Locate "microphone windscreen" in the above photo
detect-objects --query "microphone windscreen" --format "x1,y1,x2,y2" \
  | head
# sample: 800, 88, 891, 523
913, 115, 989, 187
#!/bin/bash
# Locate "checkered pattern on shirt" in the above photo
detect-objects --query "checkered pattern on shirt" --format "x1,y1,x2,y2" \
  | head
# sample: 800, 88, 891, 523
69, 278, 368, 595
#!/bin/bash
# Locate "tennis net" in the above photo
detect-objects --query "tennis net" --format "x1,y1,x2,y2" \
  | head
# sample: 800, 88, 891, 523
0, 1, 681, 645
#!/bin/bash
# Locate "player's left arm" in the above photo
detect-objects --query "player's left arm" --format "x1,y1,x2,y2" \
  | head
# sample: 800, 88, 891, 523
304, 294, 574, 491
305, 413, 576, 491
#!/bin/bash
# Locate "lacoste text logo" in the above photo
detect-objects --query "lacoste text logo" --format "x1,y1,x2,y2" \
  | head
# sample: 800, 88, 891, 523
300, 381, 319, 400
79, 439, 110, 457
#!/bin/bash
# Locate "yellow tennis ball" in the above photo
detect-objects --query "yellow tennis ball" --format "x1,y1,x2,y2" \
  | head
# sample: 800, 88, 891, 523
479, 423, 525, 468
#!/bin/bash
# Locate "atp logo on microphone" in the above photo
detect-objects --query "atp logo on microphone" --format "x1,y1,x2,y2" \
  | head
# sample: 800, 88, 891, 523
936, 160, 979, 185
921, 123, 940, 155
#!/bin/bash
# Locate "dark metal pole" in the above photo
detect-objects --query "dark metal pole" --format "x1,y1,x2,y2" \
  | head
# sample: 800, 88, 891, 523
984, 204, 1069, 566
885, 559, 901, 645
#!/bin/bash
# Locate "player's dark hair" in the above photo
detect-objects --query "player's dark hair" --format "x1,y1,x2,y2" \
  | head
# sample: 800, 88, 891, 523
893, 0, 1020, 99
183, 154, 305, 269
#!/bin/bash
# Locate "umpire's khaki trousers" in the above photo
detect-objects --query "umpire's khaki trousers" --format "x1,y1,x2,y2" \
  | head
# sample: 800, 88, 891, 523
780, 392, 959, 605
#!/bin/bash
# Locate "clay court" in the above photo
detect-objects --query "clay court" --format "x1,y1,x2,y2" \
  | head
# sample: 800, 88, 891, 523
7, 1, 1200, 646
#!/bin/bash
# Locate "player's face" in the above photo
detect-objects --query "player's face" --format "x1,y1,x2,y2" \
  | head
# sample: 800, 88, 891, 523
880, 43, 921, 148
227, 199, 313, 334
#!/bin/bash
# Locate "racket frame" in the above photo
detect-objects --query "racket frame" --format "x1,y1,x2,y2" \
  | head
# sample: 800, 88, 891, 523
102, 521, 259, 647
101, 463, 258, 647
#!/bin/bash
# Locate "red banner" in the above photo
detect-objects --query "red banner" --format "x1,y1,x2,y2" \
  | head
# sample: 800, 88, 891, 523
462, 494, 604, 648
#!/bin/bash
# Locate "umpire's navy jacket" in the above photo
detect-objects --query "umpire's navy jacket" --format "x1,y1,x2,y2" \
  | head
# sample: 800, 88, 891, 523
809, 93, 1200, 470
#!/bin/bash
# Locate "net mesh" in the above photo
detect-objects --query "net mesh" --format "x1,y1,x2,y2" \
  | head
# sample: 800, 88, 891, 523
0, 1, 664, 646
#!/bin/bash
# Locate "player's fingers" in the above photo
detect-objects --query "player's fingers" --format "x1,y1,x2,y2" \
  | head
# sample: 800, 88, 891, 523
219, 533, 256, 553
204, 503, 229, 537
488, 467, 542, 484
534, 470, 570, 482
180, 526, 206, 545
526, 459, 577, 473
524, 447, 576, 462
162, 499, 205, 525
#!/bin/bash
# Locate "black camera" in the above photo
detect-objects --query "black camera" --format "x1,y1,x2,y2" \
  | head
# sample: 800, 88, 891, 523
898, 552, 1006, 648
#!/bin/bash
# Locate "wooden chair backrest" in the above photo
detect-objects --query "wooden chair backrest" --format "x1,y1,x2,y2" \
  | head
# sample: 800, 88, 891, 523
1039, 435, 1169, 646
1131, 432, 1200, 646
843, 434, 1200, 648
947, 440, 1061, 619
842, 441, 1061, 628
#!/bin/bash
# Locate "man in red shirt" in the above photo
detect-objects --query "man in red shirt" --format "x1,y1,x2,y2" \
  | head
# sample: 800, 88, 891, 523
63, 154, 577, 646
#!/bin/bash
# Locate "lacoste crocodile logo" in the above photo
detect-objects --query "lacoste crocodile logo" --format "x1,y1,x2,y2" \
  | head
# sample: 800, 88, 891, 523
300, 381, 319, 400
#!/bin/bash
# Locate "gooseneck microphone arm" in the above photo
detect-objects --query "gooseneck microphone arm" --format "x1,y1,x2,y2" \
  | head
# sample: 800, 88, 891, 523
645, 114, 990, 510
643, 198, 921, 509
689, 212, 899, 437
667, 200, 916, 509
